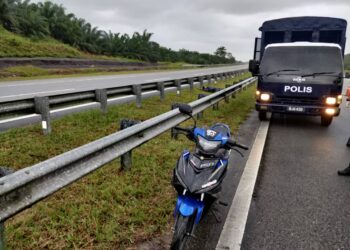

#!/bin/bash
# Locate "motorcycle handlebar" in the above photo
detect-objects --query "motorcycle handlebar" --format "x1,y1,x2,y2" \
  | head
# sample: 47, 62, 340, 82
227, 138, 249, 150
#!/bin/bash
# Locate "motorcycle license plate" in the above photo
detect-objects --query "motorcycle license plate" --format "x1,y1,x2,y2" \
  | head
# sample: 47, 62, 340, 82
287, 106, 304, 112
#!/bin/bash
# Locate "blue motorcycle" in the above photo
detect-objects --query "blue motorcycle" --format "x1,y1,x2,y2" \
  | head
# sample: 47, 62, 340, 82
171, 104, 249, 250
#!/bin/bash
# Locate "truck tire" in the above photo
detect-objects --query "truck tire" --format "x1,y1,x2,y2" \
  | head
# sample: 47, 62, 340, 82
258, 111, 267, 121
321, 115, 333, 126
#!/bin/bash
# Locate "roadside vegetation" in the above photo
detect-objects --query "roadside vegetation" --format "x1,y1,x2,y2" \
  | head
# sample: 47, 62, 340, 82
1, 73, 255, 249
0, 0, 236, 64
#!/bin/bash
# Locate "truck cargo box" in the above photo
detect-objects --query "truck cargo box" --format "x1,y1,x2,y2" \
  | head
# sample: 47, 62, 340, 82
254, 16, 347, 61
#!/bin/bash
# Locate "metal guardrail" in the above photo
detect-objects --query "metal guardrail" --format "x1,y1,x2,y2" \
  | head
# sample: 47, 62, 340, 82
0, 69, 247, 133
0, 76, 256, 247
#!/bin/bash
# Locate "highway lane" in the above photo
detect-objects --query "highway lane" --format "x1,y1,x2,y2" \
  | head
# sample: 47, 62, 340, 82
242, 80, 350, 249
0, 65, 247, 102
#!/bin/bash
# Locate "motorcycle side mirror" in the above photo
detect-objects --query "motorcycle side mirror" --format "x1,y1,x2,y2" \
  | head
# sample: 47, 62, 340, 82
178, 104, 193, 116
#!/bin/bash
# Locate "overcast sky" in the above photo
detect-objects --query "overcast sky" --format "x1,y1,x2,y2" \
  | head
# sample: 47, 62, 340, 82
32, 0, 350, 61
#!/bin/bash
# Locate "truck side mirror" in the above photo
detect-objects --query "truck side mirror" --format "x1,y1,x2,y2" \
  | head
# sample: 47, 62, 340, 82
249, 60, 259, 76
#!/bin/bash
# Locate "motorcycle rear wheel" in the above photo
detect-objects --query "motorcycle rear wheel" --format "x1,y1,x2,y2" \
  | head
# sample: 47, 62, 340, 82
170, 215, 192, 250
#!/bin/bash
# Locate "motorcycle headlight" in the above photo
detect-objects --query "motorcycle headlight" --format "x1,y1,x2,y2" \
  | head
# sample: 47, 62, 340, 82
198, 136, 221, 152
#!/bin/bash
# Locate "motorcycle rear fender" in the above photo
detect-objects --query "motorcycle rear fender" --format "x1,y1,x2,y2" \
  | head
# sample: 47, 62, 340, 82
174, 195, 204, 224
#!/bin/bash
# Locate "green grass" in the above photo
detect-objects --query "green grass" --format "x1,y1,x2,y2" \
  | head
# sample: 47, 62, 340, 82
1, 73, 255, 249
0, 26, 84, 58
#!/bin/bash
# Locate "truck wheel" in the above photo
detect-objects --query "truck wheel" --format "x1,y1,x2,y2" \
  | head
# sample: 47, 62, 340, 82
258, 111, 267, 121
321, 115, 333, 126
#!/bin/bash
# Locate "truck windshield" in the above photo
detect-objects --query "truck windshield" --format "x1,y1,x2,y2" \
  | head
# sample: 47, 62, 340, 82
260, 46, 343, 83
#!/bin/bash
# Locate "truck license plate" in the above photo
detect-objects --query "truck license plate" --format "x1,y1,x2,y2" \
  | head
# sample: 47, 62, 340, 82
287, 106, 304, 112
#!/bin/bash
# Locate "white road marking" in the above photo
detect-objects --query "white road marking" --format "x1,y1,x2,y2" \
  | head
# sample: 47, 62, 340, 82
216, 120, 270, 250
0, 89, 75, 100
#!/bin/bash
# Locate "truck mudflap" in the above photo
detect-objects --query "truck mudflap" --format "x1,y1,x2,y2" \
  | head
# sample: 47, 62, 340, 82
256, 103, 340, 116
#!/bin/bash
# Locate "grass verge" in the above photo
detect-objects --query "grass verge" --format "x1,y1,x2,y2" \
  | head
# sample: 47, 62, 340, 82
1, 73, 255, 249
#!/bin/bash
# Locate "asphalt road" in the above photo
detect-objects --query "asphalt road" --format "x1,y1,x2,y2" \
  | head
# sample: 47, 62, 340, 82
242, 80, 350, 249
0, 65, 246, 103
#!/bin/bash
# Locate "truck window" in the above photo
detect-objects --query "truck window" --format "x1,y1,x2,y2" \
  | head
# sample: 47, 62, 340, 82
319, 30, 342, 44
264, 31, 285, 44
260, 46, 343, 84
291, 31, 313, 42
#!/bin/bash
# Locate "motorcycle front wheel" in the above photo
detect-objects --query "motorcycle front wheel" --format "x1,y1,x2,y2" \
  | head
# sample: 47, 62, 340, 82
170, 214, 193, 250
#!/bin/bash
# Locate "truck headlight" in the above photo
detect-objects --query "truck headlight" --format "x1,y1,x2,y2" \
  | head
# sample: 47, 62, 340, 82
260, 93, 271, 101
325, 108, 336, 115
325, 97, 337, 105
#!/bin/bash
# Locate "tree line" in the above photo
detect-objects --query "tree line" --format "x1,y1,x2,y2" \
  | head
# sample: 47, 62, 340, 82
0, 0, 236, 64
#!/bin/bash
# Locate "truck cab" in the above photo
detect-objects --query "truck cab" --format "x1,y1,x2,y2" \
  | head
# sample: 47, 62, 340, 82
249, 16, 347, 126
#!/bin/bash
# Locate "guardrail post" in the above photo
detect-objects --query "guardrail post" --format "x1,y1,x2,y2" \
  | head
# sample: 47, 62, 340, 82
120, 120, 140, 170
224, 84, 232, 103
171, 103, 181, 139
187, 78, 194, 91
0, 167, 15, 250
197, 94, 207, 119
175, 80, 181, 95
34, 96, 51, 135
207, 75, 212, 85
199, 76, 204, 88
157, 82, 165, 101
95, 89, 108, 113
132, 85, 142, 108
